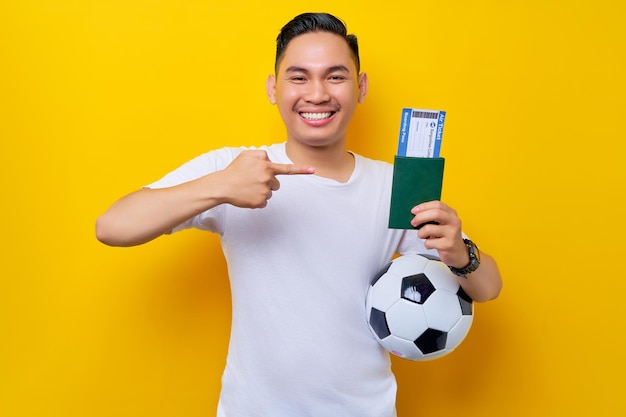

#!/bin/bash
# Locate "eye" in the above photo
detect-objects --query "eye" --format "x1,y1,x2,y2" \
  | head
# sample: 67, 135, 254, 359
328, 74, 347, 83
288, 76, 307, 83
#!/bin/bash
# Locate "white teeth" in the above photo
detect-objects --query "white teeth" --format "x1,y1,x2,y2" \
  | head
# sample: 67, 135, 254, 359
300, 112, 332, 120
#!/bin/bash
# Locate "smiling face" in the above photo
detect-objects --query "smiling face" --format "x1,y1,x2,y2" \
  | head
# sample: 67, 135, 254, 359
266, 31, 368, 150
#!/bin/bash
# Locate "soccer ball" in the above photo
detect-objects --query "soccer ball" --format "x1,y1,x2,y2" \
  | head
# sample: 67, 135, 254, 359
365, 254, 473, 361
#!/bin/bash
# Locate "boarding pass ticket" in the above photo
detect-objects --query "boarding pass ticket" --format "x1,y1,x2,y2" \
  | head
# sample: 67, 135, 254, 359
396, 108, 446, 158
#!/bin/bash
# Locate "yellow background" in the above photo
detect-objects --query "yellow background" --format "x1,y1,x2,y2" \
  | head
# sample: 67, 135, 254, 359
1, 0, 625, 416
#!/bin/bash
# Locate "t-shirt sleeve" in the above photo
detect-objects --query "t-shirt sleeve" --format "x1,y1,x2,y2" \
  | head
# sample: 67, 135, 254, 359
144, 147, 242, 234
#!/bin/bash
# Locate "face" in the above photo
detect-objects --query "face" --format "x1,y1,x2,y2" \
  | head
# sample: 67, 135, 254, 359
266, 31, 368, 149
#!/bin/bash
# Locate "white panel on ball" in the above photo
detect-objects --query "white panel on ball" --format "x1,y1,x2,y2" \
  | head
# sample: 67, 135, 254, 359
379, 334, 422, 359
370, 272, 403, 312
444, 315, 473, 349
422, 291, 463, 331
385, 299, 429, 340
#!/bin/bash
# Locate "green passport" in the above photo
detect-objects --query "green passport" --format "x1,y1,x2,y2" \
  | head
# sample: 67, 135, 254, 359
389, 156, 445, 229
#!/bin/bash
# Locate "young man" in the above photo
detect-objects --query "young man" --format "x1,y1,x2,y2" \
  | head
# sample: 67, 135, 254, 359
96, 12, 502, 417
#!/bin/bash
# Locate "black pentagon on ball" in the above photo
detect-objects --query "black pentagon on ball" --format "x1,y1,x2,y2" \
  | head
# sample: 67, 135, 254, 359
401, 273, 435, 305
369, 308, 391, 339
457, 287, 474, 315
414, 328, 448, 354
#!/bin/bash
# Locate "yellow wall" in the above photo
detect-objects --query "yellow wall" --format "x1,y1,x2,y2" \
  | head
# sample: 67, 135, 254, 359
1, 1, 625, 416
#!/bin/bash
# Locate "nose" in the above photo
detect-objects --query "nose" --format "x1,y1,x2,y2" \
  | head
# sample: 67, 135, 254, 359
304, 79, 330, 104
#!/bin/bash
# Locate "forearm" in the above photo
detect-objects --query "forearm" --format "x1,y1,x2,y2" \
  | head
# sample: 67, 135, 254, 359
458, 252, 502, 303
95, 173, 225, 247
96, 150, 313, 247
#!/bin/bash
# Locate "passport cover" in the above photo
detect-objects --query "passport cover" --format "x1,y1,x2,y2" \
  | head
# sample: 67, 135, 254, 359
389, 156, 445, 229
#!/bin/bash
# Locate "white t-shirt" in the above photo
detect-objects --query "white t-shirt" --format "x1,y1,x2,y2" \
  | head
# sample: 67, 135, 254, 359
148, 143, 434, 417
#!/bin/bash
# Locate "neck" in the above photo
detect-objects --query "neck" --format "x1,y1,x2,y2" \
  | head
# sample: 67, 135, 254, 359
285, 140, 355, 183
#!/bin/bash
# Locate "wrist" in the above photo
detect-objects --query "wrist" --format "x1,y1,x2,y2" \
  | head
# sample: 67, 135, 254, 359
450, 252, 471, 270
448, 239, 480, 278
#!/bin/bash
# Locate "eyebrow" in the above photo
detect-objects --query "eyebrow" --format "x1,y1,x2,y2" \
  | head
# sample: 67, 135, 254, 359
284, 65, 351, 75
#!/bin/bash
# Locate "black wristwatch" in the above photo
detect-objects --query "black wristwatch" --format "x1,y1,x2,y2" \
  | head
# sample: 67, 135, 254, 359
448, 239, 480, 279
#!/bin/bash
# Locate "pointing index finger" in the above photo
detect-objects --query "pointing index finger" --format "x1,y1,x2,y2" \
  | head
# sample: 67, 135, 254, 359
272, 163, 315, 176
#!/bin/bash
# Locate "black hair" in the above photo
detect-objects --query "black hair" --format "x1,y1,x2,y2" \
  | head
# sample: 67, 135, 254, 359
275, 12, 360, 73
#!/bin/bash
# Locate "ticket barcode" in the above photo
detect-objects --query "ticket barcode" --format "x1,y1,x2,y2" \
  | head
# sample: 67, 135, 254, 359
412, 110, 438, 119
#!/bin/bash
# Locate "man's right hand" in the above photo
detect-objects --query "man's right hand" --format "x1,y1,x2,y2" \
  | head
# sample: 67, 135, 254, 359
217, 150, 315, 208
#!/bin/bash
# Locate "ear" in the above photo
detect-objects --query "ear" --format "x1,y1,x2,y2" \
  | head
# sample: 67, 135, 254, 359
266, 74, 277, 104
357, 72, 368, 104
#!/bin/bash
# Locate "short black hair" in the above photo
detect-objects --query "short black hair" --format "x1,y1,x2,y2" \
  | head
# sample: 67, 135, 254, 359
275, 12, 360, 73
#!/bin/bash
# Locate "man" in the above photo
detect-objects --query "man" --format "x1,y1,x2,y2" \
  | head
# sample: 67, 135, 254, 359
96, 12, 502, 417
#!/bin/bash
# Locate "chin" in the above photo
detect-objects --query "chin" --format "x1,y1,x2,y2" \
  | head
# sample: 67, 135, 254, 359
292, 135, 345, 149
